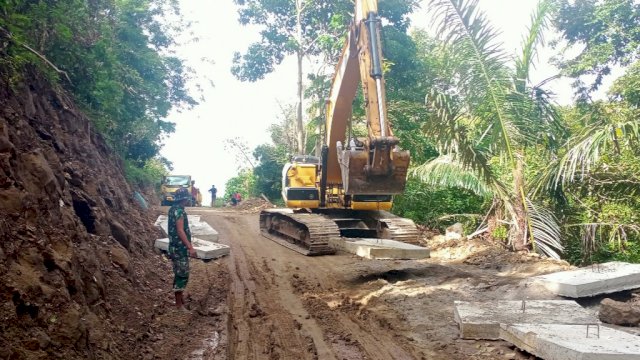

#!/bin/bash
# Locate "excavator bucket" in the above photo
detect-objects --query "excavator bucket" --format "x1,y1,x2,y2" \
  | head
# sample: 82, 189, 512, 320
338, 147, 410, 195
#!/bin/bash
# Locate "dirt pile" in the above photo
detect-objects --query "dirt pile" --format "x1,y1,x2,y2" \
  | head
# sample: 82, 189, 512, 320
234, 197, 274, 213
426, 235, 571, 276
599, 296, 640, 326
0, 66, 183, 359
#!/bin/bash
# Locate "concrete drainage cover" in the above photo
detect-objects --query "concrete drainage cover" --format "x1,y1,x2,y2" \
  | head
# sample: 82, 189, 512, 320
454, 300, 598, 340
500, 323, 640, 360
154, 215, 219, 241
533, 262, 640, 298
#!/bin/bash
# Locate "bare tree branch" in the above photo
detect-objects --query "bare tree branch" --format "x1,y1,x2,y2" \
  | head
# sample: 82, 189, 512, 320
0, 26, 73, 84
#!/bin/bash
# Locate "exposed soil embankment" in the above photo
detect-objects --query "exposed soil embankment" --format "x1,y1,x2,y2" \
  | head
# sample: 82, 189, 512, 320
0, 64, 173, 359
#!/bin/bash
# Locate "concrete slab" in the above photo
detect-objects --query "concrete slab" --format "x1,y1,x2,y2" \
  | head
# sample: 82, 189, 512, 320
329, 238, 430, 260
454, 300, 599, 340
154, 238, 230, 260
500, 324, 640, 360
533, 262, 640, 298
154, 215, 219, 241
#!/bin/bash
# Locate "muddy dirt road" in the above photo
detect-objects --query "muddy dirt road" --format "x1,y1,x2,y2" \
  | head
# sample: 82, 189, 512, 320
161, 207, 571, 360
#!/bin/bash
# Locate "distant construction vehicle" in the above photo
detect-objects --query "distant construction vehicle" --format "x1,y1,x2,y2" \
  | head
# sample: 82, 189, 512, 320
160, 175, 202, 206
260, 0, 420, 255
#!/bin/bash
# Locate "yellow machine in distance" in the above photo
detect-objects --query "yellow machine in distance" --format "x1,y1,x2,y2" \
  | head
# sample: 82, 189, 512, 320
160, 175, 202, 206
260, 0, 419, 256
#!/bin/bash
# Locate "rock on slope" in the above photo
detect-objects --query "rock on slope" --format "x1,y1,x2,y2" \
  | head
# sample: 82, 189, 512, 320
0, 66, 172, 359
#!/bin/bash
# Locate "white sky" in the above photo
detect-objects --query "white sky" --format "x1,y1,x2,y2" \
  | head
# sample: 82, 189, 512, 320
161, 0, 576, 202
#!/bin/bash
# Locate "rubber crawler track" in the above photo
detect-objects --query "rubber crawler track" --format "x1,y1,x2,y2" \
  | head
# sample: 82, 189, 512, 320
260, 210, 338, 256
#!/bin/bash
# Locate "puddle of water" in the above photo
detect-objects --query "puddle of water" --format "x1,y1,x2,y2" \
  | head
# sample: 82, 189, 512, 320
188, 331, 220, 360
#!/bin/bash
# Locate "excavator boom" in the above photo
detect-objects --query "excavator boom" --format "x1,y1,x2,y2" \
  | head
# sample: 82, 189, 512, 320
259, 0, 420, 256
325, 0, 410, 195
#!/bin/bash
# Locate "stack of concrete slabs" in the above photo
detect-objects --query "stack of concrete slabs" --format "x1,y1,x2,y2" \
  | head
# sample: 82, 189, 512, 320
533, 262, 640, 298
454, 300, 598, 340
154, 237, 229, 260
500, 323, 640, 360
154, 214, 219, 241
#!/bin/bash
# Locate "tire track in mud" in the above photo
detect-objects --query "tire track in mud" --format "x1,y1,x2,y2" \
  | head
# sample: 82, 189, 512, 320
206, 213, 317, 360
194, 209, 567, 360
205, 211, 422, 360
291, 273, 418, 360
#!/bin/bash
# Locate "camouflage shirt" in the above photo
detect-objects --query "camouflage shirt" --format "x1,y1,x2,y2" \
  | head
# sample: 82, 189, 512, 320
168, 204, 192, 257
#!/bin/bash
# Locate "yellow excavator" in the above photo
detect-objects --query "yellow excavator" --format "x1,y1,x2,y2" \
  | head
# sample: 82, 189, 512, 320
260, 0, 420, 255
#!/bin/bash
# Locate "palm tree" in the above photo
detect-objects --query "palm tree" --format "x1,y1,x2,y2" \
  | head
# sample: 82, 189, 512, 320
413, 0, 564, 257
533, 78, 640, 260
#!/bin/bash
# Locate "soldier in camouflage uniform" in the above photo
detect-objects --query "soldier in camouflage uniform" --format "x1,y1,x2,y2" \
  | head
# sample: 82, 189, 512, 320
168, 187, 197, 312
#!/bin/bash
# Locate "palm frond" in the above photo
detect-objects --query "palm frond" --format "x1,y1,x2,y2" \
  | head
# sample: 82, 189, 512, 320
515, 0, 554, 93
508, 0, 566, 150
567, 223, 640, 262
525, 198, 563, 259
425, 89, 498, 183
411, 155, 494, 197
429, 0, 518, 163
535, 118, 640, 193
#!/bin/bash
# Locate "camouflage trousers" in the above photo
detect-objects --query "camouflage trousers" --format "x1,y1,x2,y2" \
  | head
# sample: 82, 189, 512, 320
171, 253, 190, 292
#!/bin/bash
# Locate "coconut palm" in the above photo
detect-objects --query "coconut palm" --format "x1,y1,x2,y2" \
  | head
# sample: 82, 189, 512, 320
412, 0, 564, 257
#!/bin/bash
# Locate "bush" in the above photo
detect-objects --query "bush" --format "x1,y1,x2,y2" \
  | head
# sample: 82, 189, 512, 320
392, 177, 489, 232
124, 158, 167, 189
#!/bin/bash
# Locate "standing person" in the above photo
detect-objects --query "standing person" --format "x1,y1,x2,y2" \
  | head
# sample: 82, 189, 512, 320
208, 185, 217, 207
167, 187, 197, 312
235, 192, 242, 204
190, 180, 198, 206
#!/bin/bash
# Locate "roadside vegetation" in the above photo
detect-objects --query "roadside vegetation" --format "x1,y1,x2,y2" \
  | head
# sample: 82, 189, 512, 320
226, 0, 640, 265
3, 0, 638, 264
0, 0, 197, 188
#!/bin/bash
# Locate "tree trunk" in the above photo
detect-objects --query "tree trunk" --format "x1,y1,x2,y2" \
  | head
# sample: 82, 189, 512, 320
315, 107, 323, 157
510, 153, 528, 250
295, 0, 305, 155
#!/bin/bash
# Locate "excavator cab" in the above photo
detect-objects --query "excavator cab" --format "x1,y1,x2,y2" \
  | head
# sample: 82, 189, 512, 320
281, 155, 321, 209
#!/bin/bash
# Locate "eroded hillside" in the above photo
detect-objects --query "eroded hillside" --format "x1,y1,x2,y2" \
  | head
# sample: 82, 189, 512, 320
0, 65, 176, 358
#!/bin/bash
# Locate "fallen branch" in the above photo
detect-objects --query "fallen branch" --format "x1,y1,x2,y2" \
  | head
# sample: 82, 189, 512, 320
260, 193, 274, 206
0, 26, 72, 84
467, 227, 488, 240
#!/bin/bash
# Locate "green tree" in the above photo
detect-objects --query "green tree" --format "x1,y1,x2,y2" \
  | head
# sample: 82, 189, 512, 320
0, 0, 197, 186
224, 169, 256, 201
252, 144, 288, 201
232, 0, 352, 154
412, 0, 565, 257
553, 0, 640, 97
527, 0, 640, 263
534, 66, 640, 263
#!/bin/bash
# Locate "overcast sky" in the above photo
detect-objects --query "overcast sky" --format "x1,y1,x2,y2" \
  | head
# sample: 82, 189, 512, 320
161, 0, 574, 202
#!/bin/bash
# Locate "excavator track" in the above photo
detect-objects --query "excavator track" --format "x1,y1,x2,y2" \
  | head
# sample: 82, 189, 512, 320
378, 217, 421, 245
371, 211, 421, 245
260, 209, 339, 256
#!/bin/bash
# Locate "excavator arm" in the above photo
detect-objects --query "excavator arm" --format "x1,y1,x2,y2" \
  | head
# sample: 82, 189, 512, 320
325, 0, 410, 196
259, 0, 422, 256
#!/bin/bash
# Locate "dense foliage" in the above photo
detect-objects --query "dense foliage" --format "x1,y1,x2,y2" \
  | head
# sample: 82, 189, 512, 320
228, 0, 640, 264
8, 0, 637, 263
0, 0, 196, 187
223, 169, 256, 204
